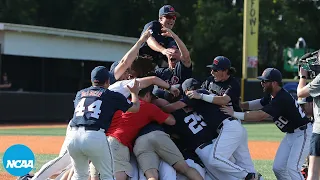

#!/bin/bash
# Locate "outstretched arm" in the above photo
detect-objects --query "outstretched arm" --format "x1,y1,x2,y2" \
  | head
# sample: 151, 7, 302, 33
113, 29, 152, 80
161, 27, 191, 67
220, 106, 270, 122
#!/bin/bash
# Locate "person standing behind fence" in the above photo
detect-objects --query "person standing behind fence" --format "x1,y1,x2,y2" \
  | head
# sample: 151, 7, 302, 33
66, 66, 140, 180
297, 50, 320, 180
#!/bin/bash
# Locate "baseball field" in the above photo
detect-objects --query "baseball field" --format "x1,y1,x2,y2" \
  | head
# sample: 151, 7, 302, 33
0, 123, 284, 180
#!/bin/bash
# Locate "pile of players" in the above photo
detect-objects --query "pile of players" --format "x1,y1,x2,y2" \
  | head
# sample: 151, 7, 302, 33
22, 4, 316, 180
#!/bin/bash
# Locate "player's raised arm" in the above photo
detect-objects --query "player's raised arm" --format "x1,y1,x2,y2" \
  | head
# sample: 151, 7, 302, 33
126, 79, 140, 113
113, 29, 152, 80
136, 76, 180, 96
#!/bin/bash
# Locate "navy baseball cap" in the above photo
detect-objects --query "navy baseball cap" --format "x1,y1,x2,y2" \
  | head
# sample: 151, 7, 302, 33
257, 68, 282, 83
110, 61, 119, 73
206, 56, 231, 70
167, 40, 179, 49
298, 96, 313, 105
91, 66, 110, 83
182, 78, 201, 92
159, 5, 180, 17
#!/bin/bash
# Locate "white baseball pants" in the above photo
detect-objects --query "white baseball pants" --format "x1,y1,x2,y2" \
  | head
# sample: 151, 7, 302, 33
273, 123, 312, 180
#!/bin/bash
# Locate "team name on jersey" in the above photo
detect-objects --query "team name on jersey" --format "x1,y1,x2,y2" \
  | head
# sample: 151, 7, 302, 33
81, 90, 102, 97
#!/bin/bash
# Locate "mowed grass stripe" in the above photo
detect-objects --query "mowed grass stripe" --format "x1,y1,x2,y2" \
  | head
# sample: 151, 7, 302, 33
0, 128, 66, 136
0, 123, 285, 141
243, 123, 284, 141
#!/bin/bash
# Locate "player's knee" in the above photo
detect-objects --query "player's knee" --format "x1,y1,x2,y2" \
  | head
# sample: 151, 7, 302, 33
145, 168, 159, 180
173, 160, 190, 174
272, 163, 286, 174
115, 171, 128, 180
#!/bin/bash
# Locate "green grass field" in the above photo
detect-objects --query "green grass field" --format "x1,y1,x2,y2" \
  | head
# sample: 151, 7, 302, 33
0, 123, 284, 180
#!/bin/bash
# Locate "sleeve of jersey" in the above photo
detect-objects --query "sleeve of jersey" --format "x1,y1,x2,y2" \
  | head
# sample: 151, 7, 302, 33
180, 96, 196, 107
149, 103, 170, 124
142, 21, 160, 38
307, 74, 320, 98
260, 95, 271, 106
261, 98, 280, 117
113, 92, 133, 113
73, 91, 81, 108
224, 83, 240, 100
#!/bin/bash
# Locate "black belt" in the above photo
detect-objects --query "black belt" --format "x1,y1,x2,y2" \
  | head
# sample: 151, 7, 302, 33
198, 141, 213, 149
217, 117, 236, 130
287, 124, 308, 133
70, 125, 103, 132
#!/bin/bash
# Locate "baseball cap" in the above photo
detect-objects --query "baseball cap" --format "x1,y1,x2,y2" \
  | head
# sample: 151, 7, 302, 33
257, 68, 282, 83
206, 56, 231, 70
182, 78, 201, 92
167, 40, 179, 49
159, 5, 180, 17
297, 96, 313, 105
91, 66, 110, 83
110, 61, 119, 73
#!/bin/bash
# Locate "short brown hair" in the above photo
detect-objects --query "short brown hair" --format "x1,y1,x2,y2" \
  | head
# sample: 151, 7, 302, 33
130, 56, 156, 78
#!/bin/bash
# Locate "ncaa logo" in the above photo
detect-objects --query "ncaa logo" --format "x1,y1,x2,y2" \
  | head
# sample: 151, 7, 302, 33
2, 144, 35, 176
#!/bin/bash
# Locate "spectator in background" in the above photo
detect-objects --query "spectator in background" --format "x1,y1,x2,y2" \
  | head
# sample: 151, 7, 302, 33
139, 5, 180, 67
0, 72, 12, 90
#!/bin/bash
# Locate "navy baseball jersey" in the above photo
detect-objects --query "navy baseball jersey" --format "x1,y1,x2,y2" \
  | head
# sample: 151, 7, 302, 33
137, 122, 164, 137
167, 108, 218, 152
155, 61, 192, 85
260, 88, 310, 133
201, 76, 242, 112
70, 86, 133, 130
139, 21, 174, 66
181, 89, 230, 131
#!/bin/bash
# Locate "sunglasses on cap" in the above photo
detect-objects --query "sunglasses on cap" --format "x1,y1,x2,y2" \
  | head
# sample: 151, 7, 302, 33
261, 80, 272, 83
163, 14, 176, 20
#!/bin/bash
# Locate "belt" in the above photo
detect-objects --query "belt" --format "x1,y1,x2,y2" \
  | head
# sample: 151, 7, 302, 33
287, 124, 308, 134
198, 141, 213, 149
70, 125, 104, 132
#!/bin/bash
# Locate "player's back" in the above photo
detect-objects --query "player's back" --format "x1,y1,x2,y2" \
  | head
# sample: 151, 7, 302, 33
181, 89, 230, 131
70, 86, 133, 131
169, 108, 218, 152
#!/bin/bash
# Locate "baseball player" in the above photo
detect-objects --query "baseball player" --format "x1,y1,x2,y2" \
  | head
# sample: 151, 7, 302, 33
25, 28, 153, 180
222, 68, 312, 180
66, 66, 141, 180
153, 27, 192, 99
186, 56, 258, 177
162, 78, 260, 180
139, 5, 180, 67
297, 50, 320, 180
154, 28, 192, 85
89, 85, 176, 180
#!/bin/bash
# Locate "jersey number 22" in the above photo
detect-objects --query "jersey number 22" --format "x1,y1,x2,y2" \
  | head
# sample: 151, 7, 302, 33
184, 113, 207, 134
75, 98, 102, 119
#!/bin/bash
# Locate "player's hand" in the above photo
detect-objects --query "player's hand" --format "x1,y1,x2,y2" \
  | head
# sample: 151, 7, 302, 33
220, 106, 235, 116
299, 66, 308, 77
161, 27, 176, 38
139, 26, 152, 43
186, 91, 201, 99
169, 86, 180, 97
127, 78, 140, 94
161, 48, 176, 56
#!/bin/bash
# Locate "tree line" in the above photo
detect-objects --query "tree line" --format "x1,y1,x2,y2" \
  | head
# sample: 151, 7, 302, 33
1, 0, 320, 79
